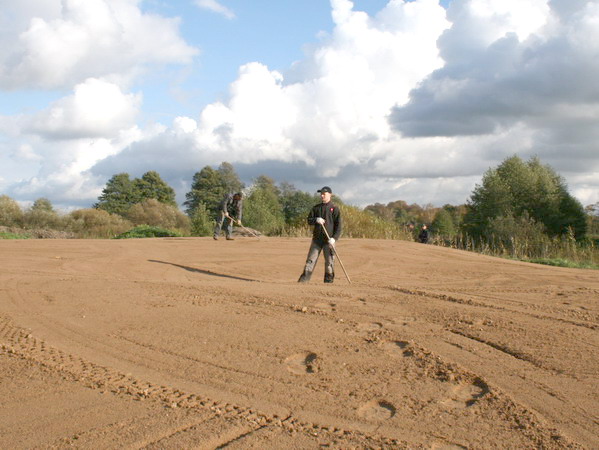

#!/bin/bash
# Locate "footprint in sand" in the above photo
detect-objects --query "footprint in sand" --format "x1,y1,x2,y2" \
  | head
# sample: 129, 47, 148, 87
431, 442, 467, 450
357, 399, 396, 421
382, 340, 414, 357
284, 352, 318, 375
357, 322, 383, 332
441, 378, 489, 408
314, 302, 337, 312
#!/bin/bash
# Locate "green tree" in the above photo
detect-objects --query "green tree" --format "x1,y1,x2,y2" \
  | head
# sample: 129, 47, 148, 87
31, 198, 54, 212
556, 193, 587, 239
24, 198, 62, 229
586, 203, 599, 240
184, 166, 226, 217
95, 173, 136, 215
133, 171, 177, 206
217, 162, 244, 194
243, 176, 285, 235
442, 204, 466, 230
189, 202, 214, 236
254, 175, 280, 197
364, 202, 395, 222
279, 182, 316, 225
464, 155, 587, 240
431, 208, 456, 239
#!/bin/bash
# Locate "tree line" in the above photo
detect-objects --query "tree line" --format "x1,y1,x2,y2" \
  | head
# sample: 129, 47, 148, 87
93, 162, 321, 236
1, 156, 598, 252
368, 156, 592, 245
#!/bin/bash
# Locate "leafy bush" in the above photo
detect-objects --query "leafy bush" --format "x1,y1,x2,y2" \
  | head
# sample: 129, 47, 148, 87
67, 209, 132, 238
484, 212, 548, 255
23, 209, 65, 230
114, 225, 184, 239
0, 195, 24, 227
339, 204, 410, 240
189, 202, 214, 236
125, 199, 190, 234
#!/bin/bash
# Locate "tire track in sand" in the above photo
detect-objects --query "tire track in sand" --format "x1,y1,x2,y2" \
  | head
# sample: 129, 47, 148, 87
0, 315, 405, 448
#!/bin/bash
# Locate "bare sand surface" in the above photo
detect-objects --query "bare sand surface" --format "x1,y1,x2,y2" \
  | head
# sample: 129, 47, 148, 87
1, 236, 598, 449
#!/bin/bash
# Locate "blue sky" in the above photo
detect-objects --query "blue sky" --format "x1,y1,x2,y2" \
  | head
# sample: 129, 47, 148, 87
1, 0, 598, 211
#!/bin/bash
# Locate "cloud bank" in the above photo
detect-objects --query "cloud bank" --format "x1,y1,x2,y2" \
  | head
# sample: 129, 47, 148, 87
1, 0, 598, 211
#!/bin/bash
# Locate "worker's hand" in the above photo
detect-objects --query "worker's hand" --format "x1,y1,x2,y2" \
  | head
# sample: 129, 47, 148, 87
328, 238, 335, 248
315, 217, 325, 225
237, 220, 242, 226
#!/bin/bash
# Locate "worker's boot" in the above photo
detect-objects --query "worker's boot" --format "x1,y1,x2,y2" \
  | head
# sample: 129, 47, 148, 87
298, 270, 312, 283
324, 272, 334, 283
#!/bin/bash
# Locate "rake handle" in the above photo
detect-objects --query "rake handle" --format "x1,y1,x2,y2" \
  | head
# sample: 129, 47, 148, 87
226, 214, 260, 238
320, 223, 351, 284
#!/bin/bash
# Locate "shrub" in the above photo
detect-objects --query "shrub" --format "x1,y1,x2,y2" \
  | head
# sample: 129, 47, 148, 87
67, 209, 132, 238
115, 225, 184, 239
125, 199, 190, 234
0, 195, 24, 227
23, 209, 64, 230
190, 203, 214, 236
339, 204, 410, 240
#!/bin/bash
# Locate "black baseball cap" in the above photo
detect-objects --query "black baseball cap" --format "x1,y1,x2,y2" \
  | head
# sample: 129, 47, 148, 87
317, 186, 332, 193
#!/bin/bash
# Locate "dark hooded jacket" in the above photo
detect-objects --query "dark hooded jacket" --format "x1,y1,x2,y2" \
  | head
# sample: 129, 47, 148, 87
307, 201, 342, 244
220, 193, 243, 220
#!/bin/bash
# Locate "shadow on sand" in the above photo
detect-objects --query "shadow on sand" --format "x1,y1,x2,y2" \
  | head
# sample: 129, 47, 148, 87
148, 260, 257, 282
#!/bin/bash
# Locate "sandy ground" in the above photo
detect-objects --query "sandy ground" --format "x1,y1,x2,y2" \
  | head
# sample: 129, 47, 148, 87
0, 236, 598, 449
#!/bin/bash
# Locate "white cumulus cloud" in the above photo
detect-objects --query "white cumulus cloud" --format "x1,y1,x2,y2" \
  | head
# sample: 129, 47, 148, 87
0, 0, 198, 89
26, 78, 141, 139
2, 0, 599, 210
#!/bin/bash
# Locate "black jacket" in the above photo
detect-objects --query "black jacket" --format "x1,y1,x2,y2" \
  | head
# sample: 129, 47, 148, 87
220, 193, 243, 220
308, 201, 342, 244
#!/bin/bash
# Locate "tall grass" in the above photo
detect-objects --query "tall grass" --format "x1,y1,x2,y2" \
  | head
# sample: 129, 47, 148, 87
430, 232, 599, 268
0, 230, 30, 239
281, 204, 411, 240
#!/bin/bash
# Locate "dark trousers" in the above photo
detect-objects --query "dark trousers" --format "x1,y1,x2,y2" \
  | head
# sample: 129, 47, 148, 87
303, 239, 335, 275
214, 211, 233, 238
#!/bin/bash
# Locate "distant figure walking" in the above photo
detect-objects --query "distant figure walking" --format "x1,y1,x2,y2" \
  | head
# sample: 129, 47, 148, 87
298, 186, 342, 284
214, 192, 243, 240
418, 224, 430, 244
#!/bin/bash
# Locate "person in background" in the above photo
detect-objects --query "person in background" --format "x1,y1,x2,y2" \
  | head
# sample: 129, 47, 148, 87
298, 186, 342, 283
418, 224, 430, 244
213, 192, 243, 240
